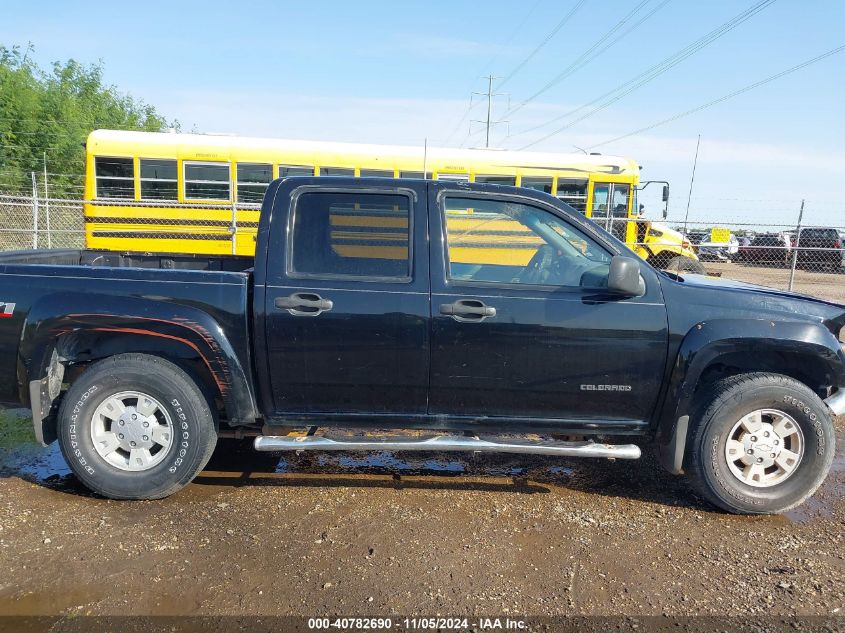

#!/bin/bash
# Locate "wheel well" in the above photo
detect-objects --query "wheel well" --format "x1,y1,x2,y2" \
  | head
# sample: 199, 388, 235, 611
694, 351, 834, 401
54, 331, 226, 424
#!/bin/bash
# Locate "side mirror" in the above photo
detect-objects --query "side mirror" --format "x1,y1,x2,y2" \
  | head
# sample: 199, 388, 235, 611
607, 256, 645, 297
662, 184, 669, 202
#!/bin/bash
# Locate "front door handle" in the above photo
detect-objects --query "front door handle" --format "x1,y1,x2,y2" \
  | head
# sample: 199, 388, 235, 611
440, 299, 496, 322
275, 292, 333, 317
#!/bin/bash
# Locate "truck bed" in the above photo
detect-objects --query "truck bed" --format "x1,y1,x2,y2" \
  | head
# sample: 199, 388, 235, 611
0, 248, 255, 272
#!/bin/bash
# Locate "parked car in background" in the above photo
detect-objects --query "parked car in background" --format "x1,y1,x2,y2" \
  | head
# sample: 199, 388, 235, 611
738, 233, 791, 266
697, 233, 739, 262
795, 227, 842, 269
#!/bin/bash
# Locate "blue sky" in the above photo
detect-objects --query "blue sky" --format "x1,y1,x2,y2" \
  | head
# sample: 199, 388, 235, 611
3, 0, 844, 225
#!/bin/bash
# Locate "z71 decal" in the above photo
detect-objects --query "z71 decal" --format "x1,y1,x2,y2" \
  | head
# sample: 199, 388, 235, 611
0, 302, 15, 318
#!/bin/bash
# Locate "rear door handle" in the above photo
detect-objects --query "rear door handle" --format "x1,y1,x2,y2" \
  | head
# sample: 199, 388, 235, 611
440, 299, 496, 322
275, 292, 333, 317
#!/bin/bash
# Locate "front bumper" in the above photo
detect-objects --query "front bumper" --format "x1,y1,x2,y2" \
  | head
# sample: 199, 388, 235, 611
825, 389, 845, 416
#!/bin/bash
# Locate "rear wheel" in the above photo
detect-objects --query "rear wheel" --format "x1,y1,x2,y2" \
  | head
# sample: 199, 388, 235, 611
57, 353, 217, 499
686, 373, 835, 514
664, 255, 706, 274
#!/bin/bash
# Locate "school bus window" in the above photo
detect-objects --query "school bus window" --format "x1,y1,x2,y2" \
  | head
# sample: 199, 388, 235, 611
400, 171, 424, 179
359, 169, 394, 178
184, 162, 230, 200
140, 159, 177, 200
556, 179, 588, 214
237, 163, 271, 203
475, 175, 516, 186
95, 157, 134, 199
279, 165, 314, 178
319, 167, 355, 177
520, 177, 553, 194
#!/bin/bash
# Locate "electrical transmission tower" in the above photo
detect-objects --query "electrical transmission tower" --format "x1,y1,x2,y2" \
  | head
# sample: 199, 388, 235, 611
470, 75, 509, 148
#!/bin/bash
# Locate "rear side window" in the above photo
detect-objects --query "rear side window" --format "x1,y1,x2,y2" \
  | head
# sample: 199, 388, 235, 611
95, 157, 134, 199
289, 192, 411, 280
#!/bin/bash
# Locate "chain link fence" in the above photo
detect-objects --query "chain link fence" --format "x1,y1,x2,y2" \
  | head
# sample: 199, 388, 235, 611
1, 194, 843, 305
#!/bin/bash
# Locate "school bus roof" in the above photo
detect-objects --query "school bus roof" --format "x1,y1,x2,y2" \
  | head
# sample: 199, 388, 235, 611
86, 129, 640, 177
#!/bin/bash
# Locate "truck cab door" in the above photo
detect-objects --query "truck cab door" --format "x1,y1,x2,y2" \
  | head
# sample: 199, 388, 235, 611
428, 186, 668, 428
259, 182, 429, 418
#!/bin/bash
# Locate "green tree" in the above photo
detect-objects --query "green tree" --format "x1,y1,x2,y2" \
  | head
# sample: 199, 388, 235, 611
0, 44, 175, 197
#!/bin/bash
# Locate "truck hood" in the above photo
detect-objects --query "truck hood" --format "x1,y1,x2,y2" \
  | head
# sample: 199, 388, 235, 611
665, 271, 845, 335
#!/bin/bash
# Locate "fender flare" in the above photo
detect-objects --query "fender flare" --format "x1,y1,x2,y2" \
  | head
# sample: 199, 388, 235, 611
655, 318, 845, 474
21, 293, 258, 445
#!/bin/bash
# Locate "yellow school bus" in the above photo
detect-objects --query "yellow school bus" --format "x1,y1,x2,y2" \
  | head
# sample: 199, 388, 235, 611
84, 130, 700, 270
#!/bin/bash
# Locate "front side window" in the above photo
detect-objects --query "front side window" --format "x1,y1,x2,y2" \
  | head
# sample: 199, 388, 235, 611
289, 192, 411, 280
400, 171, 424, 179
140, 159, 177, 200
237, 163, 272, 203
184, 162, 230, 200
95, 156, 134, 199
444, 197, 611, 288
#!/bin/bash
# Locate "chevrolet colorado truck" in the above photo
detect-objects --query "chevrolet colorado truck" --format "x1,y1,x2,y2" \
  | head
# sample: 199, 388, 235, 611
1, 178, 842, 514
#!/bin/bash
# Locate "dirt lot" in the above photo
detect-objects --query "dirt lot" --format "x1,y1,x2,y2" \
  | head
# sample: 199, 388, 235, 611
703, 260, 845, 304
0, 410, 843, 623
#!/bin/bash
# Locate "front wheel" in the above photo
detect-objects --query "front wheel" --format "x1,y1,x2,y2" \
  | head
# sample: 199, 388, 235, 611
57, 353, 217, 499
686, 373, 835, 514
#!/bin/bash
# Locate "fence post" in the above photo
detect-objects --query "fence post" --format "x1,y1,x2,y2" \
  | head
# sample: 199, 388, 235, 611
43, 152, 51, 248
787, 199, 805, 292
30, 171, 39, 249
230, 174, 238, 256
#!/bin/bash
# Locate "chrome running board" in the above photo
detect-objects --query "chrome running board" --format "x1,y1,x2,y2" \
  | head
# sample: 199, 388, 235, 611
253, 434, 641, 459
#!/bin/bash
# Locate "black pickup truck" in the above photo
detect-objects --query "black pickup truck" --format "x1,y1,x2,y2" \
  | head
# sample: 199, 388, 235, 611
1, 178, 843, 514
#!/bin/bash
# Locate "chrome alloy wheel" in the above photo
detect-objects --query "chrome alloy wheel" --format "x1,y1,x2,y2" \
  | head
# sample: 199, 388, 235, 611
89, 391, 174, 471
724, 409, 804, 488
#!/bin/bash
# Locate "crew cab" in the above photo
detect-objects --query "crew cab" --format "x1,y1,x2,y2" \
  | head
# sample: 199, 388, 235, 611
0, 178, 842, 514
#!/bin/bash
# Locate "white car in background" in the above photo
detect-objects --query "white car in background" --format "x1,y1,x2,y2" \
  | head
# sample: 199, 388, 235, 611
697, 233, 739, 261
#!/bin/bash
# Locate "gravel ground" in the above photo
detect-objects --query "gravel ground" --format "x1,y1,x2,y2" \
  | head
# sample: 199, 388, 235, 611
702, 261, 845, 304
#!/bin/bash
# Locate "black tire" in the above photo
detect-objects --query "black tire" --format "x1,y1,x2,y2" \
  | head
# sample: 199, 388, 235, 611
57, 353, 217, 500
686, 373, 835, 514
664, 256, 706, 275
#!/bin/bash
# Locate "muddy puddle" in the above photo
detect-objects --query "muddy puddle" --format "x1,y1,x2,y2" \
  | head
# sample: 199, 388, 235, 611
2, 409, 841, 526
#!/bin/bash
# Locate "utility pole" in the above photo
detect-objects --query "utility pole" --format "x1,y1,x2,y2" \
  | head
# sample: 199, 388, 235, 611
471, 75, 508, 149
682, 134, 701, 237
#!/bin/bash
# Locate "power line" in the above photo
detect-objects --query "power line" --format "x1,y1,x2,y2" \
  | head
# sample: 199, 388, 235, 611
588, 43, 845, 149
504, 0, 664, 119
514, 0, 777, 149
498, 0, 588, 89
441, 0, 541, 146
478, 0, 543, 75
